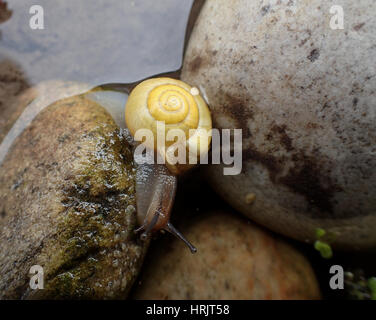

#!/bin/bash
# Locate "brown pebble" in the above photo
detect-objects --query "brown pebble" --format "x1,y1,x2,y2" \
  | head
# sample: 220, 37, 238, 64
245, 193, 256, 204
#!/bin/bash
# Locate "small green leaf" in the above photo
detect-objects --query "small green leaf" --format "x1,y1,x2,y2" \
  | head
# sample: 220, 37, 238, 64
368, 277, 376, 300
314, 240, 333, 259
315, 228, 326, 239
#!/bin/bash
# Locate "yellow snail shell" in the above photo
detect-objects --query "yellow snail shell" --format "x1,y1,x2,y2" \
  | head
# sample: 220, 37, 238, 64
125, 77, 212, 175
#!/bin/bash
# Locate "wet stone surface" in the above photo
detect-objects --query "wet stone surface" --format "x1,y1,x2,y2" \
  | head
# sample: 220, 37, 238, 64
182, 0, 376, 250
132, 210, 321, 300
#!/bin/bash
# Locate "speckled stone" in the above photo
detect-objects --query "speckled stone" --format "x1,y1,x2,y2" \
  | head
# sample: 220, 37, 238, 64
132, 211, 321, 300
0, 94, 147, 299
181, 0, 376, 250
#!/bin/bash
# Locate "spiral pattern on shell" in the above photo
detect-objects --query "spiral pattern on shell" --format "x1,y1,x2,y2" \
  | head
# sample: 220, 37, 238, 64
147, 83, 199, 133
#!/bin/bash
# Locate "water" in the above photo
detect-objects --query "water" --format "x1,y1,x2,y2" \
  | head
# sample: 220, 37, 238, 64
0, 0, 194, 86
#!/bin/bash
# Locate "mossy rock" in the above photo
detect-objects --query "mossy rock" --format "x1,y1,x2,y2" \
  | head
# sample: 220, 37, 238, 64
0, 94, 147, 299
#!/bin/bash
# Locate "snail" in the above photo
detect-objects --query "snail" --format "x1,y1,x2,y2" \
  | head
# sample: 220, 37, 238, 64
124, 78, 212, 253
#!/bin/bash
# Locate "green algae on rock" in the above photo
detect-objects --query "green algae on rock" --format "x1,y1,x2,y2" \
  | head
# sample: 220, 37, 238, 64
0, 94, 147, 299
344, 270, 376, 300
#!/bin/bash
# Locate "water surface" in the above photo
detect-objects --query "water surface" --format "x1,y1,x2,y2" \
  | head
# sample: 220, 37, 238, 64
0, 0, 194, 86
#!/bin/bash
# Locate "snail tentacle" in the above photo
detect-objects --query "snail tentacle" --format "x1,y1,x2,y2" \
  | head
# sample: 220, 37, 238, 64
137, 211, 160, 240
165, 222, 197, 254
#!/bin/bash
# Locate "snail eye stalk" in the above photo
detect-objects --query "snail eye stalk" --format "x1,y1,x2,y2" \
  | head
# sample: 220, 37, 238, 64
165, 221, 197, 254
135, 211, 160, 240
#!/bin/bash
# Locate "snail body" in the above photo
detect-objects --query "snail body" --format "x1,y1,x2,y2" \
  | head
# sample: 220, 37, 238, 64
125, 77, 212, 253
